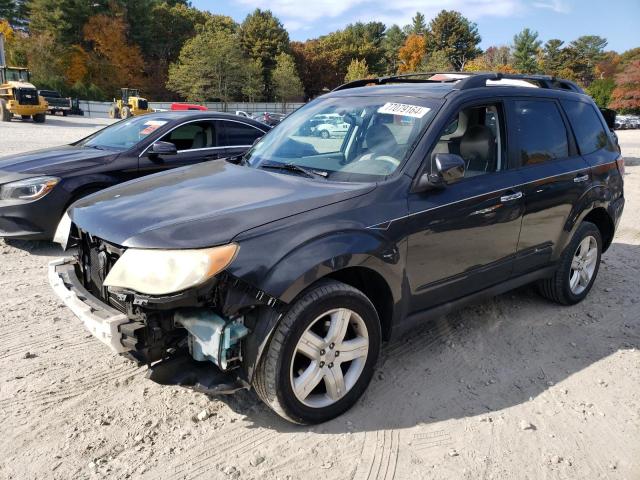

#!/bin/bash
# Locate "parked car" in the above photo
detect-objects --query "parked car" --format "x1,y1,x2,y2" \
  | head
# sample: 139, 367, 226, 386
0, 111, 268, 240
50, 73, 624, 425
171, 103, 208, 111
313, 117, 351, 138
38, 90, 72, 116
251, 111, 286, 126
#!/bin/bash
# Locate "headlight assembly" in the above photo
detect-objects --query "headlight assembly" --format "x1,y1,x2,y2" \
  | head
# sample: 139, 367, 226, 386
0, 176, 60, 202
103, 244, 239, 295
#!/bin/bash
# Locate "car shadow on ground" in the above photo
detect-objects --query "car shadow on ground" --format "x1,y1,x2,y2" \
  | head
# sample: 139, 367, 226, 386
217, 242, 640, 434
4, 239, 64, 257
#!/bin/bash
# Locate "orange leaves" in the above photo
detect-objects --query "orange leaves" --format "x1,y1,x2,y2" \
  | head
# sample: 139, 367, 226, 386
82, 13, 146, 92
398, 34, 426, 73
610, 60, 640, 112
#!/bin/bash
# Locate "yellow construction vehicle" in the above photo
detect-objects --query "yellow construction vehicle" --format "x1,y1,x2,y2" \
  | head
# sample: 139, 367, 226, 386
0, 66, 48, 123
108, 88, 153, 119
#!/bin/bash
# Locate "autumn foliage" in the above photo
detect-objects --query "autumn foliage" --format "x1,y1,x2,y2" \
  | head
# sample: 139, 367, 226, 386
398, 34, 426, 73
610, 60, 640, 113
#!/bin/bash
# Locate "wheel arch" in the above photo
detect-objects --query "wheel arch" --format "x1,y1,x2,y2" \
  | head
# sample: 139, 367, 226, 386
583, 207, 615, 252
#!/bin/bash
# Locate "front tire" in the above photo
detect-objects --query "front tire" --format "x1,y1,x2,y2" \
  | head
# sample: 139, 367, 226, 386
320, 129, 330, 139
33, 113, 46, 123
538, 221, 602, 305
121, 106, 131, 119
254, 280, 381, 424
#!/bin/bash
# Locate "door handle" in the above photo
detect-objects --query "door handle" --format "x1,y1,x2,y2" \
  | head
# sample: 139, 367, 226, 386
573, 174, 589, 183
500, 191, 523, 202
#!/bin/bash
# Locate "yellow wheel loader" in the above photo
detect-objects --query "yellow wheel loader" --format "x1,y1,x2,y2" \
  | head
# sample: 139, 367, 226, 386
0, 67, 48, 123
108, 88, 153, 119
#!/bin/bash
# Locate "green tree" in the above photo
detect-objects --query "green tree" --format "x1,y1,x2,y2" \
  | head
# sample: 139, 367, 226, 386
167, 25, 248, 103
420, 49, 453, 71
239, 8, 289, 99
344, 58, 370, 82
426, 10, 481, 71
410, 12, 426, 35
512, 28, 541, 73
28, 0, 110, 44
242, 58, 263, 102
568, 35, 607, 85
272, 52, 303, 104
586, 78, 615, 108
540, 39, 564, 75
381, 24, 406, 74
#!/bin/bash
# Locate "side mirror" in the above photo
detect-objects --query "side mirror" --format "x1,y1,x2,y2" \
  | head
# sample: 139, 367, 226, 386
415, 153, 466, 192
149, 141, 177, 157
599, 108, 616, 131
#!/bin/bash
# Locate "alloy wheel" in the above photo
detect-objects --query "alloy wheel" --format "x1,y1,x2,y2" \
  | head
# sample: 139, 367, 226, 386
569, 235, 598, 295
290, 308, 369, 409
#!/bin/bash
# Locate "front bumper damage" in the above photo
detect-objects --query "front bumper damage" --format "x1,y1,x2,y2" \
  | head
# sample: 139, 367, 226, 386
48, 256, 251, 394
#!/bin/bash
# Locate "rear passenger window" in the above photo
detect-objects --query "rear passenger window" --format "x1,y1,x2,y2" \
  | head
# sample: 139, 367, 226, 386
514, 100, 568, 165
561, 100, 611, 154
219, 121, 264, 147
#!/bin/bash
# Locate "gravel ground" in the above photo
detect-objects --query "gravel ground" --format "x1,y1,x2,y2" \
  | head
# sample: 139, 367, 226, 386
0, 118, 639, 480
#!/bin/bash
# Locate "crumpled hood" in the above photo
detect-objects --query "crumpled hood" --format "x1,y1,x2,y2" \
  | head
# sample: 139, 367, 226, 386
0, 146, 115, 177
69, 161, 374, 249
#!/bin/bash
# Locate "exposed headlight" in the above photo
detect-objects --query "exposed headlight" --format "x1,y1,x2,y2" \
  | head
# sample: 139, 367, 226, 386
103, 244, 239, 295
0, 176, 60, 202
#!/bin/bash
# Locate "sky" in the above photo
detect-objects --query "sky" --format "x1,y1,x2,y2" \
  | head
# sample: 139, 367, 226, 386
192, 0, 640, 52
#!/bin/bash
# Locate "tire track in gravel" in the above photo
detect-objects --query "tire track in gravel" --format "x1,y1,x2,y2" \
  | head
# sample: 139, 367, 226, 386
352, 429, 400, 480
0, 365, 140, 410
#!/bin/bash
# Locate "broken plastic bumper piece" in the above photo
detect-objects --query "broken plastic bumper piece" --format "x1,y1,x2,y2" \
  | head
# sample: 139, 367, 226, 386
48, 257, 131, 354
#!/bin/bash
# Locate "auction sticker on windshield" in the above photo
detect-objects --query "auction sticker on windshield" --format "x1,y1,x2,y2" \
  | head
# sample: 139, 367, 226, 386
140, 120, 168, 136
378, 103, 431, 118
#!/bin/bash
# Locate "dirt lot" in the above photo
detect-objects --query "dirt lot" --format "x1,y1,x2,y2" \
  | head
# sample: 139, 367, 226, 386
1, 118, 639, 480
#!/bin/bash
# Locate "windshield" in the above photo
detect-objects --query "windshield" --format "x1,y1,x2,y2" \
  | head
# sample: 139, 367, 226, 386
245, 95, 440, 182
78, 116, 170, 151
3, 68, 30, 82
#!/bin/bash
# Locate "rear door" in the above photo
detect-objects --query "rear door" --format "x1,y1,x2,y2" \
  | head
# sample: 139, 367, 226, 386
216, 119, 267, 158
509, 98, 591, 274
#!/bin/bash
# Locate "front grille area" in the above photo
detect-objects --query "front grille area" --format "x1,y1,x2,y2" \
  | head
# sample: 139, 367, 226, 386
16, 88, 39, 106
77, 233, 126, 312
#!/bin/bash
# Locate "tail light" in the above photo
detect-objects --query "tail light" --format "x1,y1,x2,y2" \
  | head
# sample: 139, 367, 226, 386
616, 157, 625, 176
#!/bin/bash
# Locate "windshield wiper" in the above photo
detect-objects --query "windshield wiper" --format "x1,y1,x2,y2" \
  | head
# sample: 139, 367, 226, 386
260, 162, 328, 179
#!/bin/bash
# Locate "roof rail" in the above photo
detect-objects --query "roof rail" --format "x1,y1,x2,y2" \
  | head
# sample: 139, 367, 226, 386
332, 72, 462, 91
332, 71, 584, 94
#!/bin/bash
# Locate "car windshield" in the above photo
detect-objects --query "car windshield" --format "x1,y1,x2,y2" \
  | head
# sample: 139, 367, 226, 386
245, 95, 440, 182
77, 116, 171, 151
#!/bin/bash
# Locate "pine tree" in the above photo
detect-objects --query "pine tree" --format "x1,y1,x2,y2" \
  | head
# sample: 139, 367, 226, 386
512, 28, 541, 73
410, 12, 426, 35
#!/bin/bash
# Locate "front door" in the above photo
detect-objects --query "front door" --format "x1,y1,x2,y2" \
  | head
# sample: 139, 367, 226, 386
138, 119, 223, 174
406, 101, 524, 312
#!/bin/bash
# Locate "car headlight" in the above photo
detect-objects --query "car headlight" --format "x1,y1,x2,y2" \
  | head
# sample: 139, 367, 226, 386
103, 244, 239, 295
0, 176, 60, 202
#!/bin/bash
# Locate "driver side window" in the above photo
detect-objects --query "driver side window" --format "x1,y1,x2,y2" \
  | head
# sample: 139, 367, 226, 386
431, 103, 505, 178
160, 121, 216, 152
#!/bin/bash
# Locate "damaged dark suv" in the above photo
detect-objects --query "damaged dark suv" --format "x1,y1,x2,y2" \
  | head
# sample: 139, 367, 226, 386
50, 73, 625, 424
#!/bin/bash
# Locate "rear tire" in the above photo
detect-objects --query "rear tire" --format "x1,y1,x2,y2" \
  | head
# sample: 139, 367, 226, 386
254, 280, 381, 424
320, 129, 330, 139
33, 113, 46, 123
108, 106, 120, 119
0, 99, 11, 122
538, 221, 602, 305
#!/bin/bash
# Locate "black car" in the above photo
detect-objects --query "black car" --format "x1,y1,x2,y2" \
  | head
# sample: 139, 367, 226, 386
0, 111, 268, 240
50, 73, 625, 424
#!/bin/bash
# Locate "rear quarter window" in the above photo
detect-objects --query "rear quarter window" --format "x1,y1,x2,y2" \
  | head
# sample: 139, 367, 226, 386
561, 100, 613, 155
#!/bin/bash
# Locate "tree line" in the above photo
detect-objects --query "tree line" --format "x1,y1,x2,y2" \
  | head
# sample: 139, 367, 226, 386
0, 1, 638, 112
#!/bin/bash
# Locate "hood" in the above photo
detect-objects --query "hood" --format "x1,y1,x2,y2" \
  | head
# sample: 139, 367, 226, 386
0, 146, 116, 177
69, 161, 374, 249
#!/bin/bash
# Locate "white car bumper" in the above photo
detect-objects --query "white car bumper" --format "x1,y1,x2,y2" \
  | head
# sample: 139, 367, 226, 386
48, 257, 131, 354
